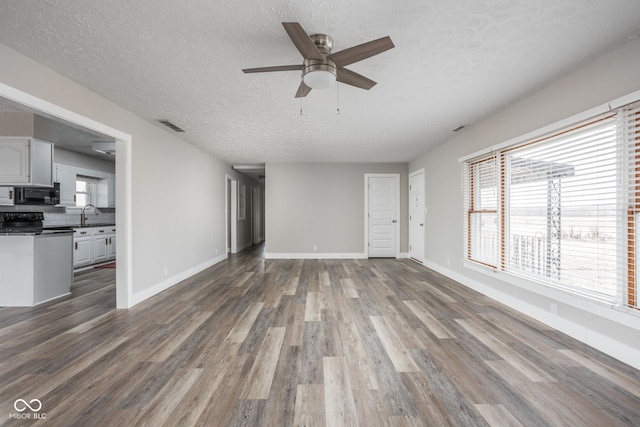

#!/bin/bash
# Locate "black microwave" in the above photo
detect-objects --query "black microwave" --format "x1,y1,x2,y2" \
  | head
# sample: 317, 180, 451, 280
14, 183, 60, 205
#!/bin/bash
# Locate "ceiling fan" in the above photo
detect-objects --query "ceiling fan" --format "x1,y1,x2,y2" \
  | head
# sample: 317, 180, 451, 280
242, 22, 395, 98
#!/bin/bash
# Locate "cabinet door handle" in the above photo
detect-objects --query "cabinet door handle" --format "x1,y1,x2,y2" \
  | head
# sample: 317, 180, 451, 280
9, 190, 13, 200
105, 239, 108, 246
75, 242, 78, 250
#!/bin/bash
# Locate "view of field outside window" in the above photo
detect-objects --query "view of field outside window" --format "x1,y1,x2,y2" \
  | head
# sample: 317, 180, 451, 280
506, 120, 618, 300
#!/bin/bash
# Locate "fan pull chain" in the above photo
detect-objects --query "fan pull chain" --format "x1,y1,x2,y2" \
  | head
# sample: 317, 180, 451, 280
336, 83, 340, 115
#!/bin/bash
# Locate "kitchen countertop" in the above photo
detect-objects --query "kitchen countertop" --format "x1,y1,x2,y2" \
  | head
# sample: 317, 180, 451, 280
0, 229, 76, 236
44, 224, 116, 230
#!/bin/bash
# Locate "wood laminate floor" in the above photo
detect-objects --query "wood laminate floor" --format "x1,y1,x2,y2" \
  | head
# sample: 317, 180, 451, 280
1, 244, 639, 426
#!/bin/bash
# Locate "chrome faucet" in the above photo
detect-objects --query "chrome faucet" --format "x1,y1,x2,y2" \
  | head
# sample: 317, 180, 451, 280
81, 204, 101, 226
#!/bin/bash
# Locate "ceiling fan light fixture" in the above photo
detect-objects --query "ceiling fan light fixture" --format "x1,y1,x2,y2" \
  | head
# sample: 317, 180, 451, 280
302, 59, 337, 89
303, 69, 336, 89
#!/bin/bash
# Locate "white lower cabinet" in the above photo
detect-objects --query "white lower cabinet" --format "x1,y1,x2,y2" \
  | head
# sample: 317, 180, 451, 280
73, 229, 93, 268
106, 227, 116, 261
93, 233, 108, 263
73, 226, 116, 268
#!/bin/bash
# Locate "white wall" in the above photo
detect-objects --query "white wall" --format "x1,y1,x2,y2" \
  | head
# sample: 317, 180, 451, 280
266, 162, 408, 257
0, 42, 236, 306
409, 36, 640, 369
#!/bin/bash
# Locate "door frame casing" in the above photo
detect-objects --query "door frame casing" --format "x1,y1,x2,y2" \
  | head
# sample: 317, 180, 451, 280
364, 173, 400, 258
0, 82, 133, 308
409, 168, 425, 264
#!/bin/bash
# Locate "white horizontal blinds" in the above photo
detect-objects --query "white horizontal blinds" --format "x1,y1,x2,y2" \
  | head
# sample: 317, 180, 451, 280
76, 175, 98, 207
622, 103, 640, 309
503, 115, 621, 302
465, 155, 499, 267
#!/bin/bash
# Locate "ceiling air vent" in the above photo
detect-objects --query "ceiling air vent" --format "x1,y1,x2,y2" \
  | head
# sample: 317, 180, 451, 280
157, 119, 185, 132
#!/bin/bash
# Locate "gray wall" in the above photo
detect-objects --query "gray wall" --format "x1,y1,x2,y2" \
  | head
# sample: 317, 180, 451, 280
55, 147, 115, 174
409, 36, 640, 368
266, 162, 408, 256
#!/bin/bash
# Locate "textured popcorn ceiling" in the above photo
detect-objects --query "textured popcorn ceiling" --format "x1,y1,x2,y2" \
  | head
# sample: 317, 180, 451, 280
0, 0, 639, 164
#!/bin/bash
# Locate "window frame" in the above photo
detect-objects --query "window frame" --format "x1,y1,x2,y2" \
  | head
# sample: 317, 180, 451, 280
463, 106, 639, 309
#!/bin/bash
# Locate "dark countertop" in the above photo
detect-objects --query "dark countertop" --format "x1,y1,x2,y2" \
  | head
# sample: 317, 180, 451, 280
0, 229, 75, 236
44, 224, 116, 230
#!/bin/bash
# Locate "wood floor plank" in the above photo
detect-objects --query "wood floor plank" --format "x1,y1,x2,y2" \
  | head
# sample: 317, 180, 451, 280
340, 321, 379, 390
1, 245, 639, 426
293, 384, 325, 427
323, 357, 359, 427
225, 302, 264, 343
341, 278, 360, 298
456, 318, 556, 382
370, 315, 420, 373
240, 326, 286, 399
404, 299, 456, 339
304, 291, 322, 322
475, 403, 524, 427
559, 349, 640, 399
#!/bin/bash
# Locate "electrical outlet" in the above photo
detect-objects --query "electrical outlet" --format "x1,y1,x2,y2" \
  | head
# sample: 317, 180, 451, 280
163, 266, 168, 276
313, 245, 318, 251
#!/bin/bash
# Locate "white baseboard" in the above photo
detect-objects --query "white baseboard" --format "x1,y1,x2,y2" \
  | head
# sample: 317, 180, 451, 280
130, 253, 227, 307
265, 252, 367, 260
398, 252, 410, 259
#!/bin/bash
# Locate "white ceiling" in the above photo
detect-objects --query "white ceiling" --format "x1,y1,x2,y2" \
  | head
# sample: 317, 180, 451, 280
1, 0, 639, 165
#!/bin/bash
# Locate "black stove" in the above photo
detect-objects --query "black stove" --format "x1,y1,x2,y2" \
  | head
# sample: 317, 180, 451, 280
0, 212, 45, 233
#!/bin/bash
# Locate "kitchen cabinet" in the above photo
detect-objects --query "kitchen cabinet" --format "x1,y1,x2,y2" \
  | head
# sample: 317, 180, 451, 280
0, 232, 73, 306
0, 187, 14, 205
93, 227, 109, 263
97, 174, 115, 208
73, 228, 93, 268
0, 137, 53, 186
55, 163, 76, 206
73, 225, 116, 268
106, 227, 116, 260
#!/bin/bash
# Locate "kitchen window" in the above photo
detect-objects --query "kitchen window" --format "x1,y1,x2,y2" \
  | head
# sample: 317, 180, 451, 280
75, 175, 98, 207
462, 101, 640, 309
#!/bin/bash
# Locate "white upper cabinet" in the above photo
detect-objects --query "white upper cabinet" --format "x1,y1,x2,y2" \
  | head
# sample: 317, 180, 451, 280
97, 174, 115, 208
0, 137, 53, 186
55, 163, 77, 206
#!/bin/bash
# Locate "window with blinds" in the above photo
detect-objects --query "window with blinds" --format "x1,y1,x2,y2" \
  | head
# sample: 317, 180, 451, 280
463, 101, 640, 308
463, 156, 498, 267
75, 175, 98, 207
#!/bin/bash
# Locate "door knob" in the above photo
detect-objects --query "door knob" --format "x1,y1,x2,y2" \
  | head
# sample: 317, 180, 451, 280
420, 223, 424, 226
392, 219, 397, 223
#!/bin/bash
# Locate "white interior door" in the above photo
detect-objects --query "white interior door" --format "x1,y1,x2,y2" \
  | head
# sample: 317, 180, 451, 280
409, 169, 425, 262
367, 175, 398, 258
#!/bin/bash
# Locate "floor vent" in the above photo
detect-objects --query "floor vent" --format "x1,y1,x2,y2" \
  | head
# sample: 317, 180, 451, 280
157, 119, 185, 132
